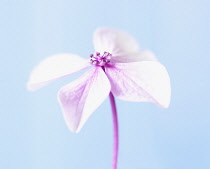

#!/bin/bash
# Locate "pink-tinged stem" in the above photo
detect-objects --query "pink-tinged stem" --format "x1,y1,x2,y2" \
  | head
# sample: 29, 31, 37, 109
109, 92, 119, 169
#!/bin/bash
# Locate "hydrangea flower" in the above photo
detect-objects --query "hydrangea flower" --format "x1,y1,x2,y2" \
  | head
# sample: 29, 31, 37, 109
27, 27, 171, 169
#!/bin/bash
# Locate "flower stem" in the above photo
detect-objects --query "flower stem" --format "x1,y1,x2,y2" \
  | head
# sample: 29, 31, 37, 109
109, 92, 119, 169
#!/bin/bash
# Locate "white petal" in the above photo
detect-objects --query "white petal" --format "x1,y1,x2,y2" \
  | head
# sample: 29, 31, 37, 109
93, 28, 139, 56
105, 62, 171, 108
27, 54, 91, 91
57, 67, 111, 133
110, 50, 157, 63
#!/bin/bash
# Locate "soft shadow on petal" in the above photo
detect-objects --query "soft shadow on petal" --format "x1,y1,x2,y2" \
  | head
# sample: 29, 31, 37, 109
93, 28, 139, 56
57, 67, 111, 133
27, 54, 91, 91
105, 62, 171, 108
110, 50, 157, 63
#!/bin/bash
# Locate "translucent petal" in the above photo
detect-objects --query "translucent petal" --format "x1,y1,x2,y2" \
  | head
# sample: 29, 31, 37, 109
93, 28, 139, 56
105, 62, 171, 108
57, 67, 111, 132
27, 54, 91, 91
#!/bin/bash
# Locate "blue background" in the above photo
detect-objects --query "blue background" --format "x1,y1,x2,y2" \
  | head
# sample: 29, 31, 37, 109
1, 0, 210, 169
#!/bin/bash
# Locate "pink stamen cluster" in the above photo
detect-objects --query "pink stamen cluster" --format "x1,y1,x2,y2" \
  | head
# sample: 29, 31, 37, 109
90, 52, 111, 66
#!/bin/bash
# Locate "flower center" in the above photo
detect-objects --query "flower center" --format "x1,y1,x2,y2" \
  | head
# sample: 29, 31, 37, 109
90, 52, 111, 66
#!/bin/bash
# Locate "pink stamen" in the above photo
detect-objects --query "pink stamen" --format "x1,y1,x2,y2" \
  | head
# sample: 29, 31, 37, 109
89, 51, 111, 66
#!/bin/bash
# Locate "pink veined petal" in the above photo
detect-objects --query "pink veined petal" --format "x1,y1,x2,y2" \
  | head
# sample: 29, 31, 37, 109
27, 54, 91, 91
105, 61, 171, 108
110, 50, 157, 63
57, 67, 111, 133
93, 28, 139, 56
93, 28, 157, 63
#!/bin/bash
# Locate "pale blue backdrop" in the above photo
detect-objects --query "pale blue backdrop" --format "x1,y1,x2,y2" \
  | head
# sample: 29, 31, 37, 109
1, 0, 210, 169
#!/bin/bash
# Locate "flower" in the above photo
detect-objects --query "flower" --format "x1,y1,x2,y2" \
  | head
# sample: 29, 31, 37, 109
27, 28, 171, 133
